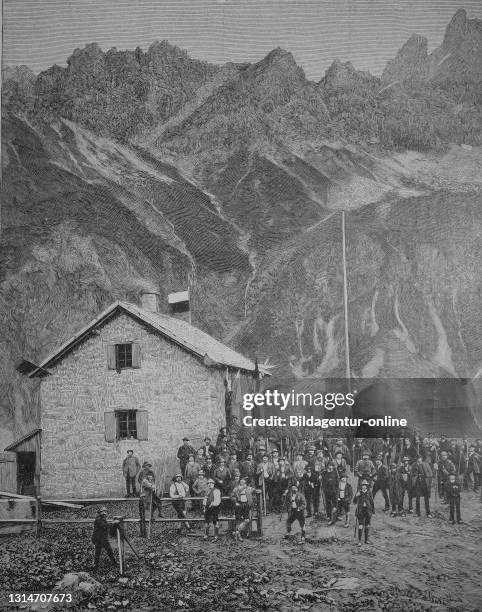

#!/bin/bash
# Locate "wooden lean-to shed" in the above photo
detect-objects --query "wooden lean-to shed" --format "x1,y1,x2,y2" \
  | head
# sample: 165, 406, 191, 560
4, 429, 41, 496
15, 295, 266, 499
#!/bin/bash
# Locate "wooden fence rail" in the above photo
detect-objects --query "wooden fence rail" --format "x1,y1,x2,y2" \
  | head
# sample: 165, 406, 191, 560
0, 492, 264, 539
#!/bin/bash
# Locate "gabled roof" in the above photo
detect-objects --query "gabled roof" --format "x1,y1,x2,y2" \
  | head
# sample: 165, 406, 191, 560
5, 428, 41, 451
27, 301, 261, 376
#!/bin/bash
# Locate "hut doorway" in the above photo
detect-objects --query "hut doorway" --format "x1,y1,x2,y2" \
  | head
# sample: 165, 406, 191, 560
17, 451, 36, 495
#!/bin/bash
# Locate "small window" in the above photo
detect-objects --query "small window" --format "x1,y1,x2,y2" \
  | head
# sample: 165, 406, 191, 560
117, 410, 137, 440
104, 410, 148, 442
116, 343, 133, 369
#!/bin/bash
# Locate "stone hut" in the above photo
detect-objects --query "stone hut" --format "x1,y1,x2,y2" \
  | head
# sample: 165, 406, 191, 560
15, 296, 262, 498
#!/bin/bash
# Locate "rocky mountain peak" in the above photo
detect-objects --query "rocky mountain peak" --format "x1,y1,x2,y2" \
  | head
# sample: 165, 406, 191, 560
382, 34, 429, 85
251, 47, 304, 80
320, 58, 375, 89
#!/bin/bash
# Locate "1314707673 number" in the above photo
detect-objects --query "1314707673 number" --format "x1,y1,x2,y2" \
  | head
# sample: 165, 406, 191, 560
8, 593, 73, 604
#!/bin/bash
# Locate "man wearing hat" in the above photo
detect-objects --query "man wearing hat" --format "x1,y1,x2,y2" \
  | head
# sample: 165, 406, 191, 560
193, 469, 209, 504
137, 460, 153, 489
398, 456, 414, 514
446, 472, 462, 524
437, 450, 456, 503
372, 455, 390, 512
304, 446, 317, 469
203, 478, 222, 541
139, 471, 162, 537
388, 462, 403, 516
331, 438, 351, 464
322, 462, 339, 523
199, 437, 216, 460
301, 466, 318, 517
353, 481, 375, 545
240, 452, 257, 485
177, 438, 196, 473
122, 450, 141, 498
410, 455, 433, 518
91, 506, 118, 571
213, 458, 232, 511
333, 450, 348, 480
355, 450, 376, 491
331, 471, 353, 527
293, 453, 307, 490
231, 477, 255, 541
170, 473, 192, 533
285, 483, 307, 543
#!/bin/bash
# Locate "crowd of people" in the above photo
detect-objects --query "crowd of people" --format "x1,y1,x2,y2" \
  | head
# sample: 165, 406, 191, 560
121, 429, 481, 545
92, 429, 480, 570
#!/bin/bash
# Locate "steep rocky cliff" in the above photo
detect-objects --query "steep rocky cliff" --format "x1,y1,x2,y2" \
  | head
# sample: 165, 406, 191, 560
2, 11, 482, 442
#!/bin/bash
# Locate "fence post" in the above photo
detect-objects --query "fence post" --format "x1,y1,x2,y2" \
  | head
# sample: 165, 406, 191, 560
256, 490, 263, 537
35, 496, 42, 539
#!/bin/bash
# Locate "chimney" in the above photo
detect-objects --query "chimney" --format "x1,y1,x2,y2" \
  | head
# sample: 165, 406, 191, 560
140, 291, 160, 313
168, 290, 191, 324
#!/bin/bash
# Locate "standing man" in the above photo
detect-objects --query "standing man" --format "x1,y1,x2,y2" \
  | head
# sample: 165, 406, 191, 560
322, 462, 339, 523
437, 451, 456, 503
231, 477, 255, 541
136, 461, 153, 491
353, 481, 375, 546
177, 438, 196, 474
273, 458, 293, 513
410, 455, 433, 518
466, 445, 481, 492
301, 466, 317, 517
293, 453, 307, 490
446, 473, 462, 524
257, 454, 274, 512
203, 479, 222, 541
388, 462, 403, 516
240, 452, 257, 485
333, 451, 348, 480
398, 456, 414, 514
138, 471, 162, 537
285, 483, 307, 544
92, 507, 118, 572
331, 471, 352, 528
204, 456, 216, 481
200, 437, 216, 460
355, 450, 376, 490
372, 455, 390, 512
122, 450, 141, 498
169, 473, 192, 533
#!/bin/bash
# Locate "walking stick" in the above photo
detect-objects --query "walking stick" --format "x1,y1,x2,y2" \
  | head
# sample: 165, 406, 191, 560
147, 490, 153, 540
353, 515, 358, 542
262, 476, 267, 516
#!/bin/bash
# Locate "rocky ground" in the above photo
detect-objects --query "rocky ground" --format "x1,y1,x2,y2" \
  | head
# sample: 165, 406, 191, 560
0, 484, 480, 612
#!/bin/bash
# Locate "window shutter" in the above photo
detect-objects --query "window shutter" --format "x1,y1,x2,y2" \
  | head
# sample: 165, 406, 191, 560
132, 343, 141, 368
106, 345, 116, 370
104, 412, 116, 442
137, 410, 148, 441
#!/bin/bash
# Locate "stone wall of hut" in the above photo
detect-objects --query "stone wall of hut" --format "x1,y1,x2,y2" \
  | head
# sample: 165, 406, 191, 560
40, 312, 227, 498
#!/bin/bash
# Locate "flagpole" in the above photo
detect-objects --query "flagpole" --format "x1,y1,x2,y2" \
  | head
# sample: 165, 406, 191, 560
341, 211, 351, 392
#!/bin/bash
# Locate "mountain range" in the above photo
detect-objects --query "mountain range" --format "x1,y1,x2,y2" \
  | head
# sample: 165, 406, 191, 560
2, 9, 482, 444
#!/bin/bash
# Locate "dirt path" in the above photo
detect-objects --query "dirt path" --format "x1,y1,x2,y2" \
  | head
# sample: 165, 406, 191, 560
1, 489, 480, 611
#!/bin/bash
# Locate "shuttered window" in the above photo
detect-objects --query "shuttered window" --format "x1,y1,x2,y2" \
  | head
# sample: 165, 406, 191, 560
106, 343, 141, 370
104, 410, 148, 442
